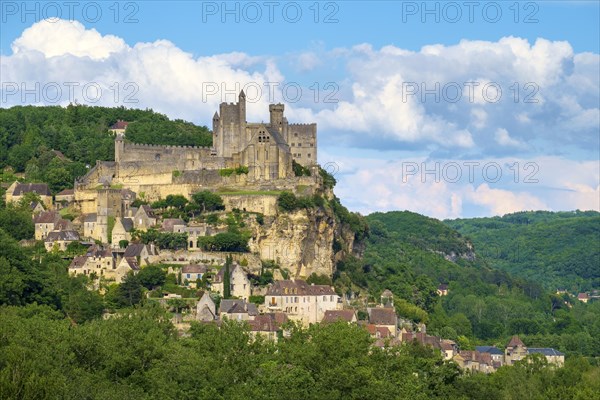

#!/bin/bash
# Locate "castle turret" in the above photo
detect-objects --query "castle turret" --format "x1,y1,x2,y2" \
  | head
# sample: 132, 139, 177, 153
269, 103, 285, 131
115, 134, 124, 163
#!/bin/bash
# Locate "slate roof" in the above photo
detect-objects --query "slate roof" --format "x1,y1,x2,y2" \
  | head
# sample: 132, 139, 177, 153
528, 348, 564, 356
45, 230, 80, 242
139, 205, 156, 218
84, 213, 97, 223
265, 279, 337, 296
476, 346, 504, 355
121, 218, 134, 232
123, 243, 158, 257
213, 263, 241, 283
12, 183, 50, 196
219, 299, 258, 316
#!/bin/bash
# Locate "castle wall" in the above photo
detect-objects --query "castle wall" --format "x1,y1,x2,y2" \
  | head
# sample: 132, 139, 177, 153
288, 123, 317, 166
221, 194, 279, 216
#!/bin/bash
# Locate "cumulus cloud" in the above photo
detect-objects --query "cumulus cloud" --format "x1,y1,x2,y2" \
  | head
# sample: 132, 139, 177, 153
328, 154, 599, 219
2, 20, 598, 217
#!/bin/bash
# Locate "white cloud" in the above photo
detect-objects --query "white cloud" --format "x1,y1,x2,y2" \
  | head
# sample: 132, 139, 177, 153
12, 20, 126, 60
495, 128, 525, 148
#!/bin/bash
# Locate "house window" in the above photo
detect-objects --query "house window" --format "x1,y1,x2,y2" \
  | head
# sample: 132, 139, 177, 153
323, 296, 326, 301
298, 143, 302, 146
308, 154, 311, 158
187, 274, 191, 279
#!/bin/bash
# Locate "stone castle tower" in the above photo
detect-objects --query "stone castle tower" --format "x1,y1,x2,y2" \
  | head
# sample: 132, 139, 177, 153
212, 91, 317, 172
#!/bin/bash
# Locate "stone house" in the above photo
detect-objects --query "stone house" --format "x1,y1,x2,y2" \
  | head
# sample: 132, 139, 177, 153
212, 263, 251, 301
182, 264, 208, 287
34, 210, 60, 240
5, 182, 53, 208
161, 218, 187, 233
109, 120, 129, 134
528, 348, 565, 367
196, 292, 217, 322
264, 279, 340, 326
505, 335, 528, 366
115, 257, 140, 283
122, 243, 159, 266
248, 313, 288, 342
68, 245, 114, 280
83, 213, 108, 243
133, 205, 157, 231
111, 217, 134, 247
30, 201, 44, 214
367, 307, 398, 337
218, 299, 258, 321
44, 230, 80, 251
437, 284, 449, 296
577, 293, 589, 303
55, 189, 75, 207
476, 346, 504, 366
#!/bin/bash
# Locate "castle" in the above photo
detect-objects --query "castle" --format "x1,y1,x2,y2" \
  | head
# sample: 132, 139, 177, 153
74, 92, 320, 215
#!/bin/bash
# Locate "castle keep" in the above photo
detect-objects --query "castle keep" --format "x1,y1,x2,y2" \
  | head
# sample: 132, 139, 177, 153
74, 92, 320, 214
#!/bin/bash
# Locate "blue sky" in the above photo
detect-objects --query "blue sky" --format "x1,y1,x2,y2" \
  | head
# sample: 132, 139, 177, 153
1, 1, 599, 218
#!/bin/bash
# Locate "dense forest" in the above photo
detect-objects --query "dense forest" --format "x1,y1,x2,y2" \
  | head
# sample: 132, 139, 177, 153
1, 305, 599, 400
334, 211, 600, 357
445, 211, 600, 291
0, 105, 211, 193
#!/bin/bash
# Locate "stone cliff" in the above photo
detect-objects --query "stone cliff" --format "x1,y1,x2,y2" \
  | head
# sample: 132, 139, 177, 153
245, 201, 365, 279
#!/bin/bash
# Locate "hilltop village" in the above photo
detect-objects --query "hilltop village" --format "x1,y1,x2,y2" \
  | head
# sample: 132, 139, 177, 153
3, 96, 566, 373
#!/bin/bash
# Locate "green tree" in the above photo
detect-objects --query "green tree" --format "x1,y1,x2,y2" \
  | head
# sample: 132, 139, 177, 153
137, 265, 166, 290
223, 255, 232, 299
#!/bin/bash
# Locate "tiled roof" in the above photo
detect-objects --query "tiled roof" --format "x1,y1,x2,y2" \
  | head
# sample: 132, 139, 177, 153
122, 257, 140, 271
56, 189, 74, 196
249, 313, 288, 332
45, 230, 80, 242
69, 255, 88, 269
123, 243, 157, 257
162, 218, 186, 231
322, 310, 356, 323
265, 279, 336, 296
34, 210, 59, 224
182, 264, 207, 274
368, 307, 397, 326
507, 335, 525, 348
110, 120, 129, 129
86, 244, 112, 258
13, 183, 50, 196
219, 299, 258, 316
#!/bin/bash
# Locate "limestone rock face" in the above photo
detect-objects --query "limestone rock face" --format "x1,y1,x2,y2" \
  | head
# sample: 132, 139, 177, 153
248, 206, 357, 279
